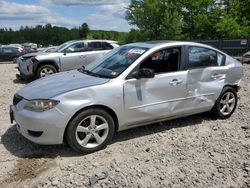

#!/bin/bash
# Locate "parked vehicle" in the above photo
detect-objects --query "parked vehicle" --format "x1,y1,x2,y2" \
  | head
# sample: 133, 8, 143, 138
0, 46, 26, 62
7, 44, 23, 49
242, 51, 250, 63
10, 41, 243, 153
16, 40, 119, 79
15, 46, 58, 76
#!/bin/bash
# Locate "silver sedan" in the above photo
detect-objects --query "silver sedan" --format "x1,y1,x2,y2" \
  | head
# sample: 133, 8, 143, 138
10, 41, 243, 153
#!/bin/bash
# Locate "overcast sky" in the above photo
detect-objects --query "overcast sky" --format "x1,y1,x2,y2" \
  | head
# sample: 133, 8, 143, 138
0, 0, 132, 31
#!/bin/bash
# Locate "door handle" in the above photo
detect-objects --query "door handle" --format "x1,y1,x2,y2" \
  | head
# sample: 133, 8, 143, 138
169, 79, 183, 86
211, 74, 224, 80
80, 55, 86, 58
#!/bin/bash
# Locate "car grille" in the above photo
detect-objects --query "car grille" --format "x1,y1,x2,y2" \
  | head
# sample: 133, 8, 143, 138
13, 94, 23, 105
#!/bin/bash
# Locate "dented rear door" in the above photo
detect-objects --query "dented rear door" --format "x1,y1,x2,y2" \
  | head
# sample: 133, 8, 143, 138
186, 66, 228, 110
185, 46, 229, 111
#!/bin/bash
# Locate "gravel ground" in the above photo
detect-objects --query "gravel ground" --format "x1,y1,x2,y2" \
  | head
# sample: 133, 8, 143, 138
0, 63, 249, 188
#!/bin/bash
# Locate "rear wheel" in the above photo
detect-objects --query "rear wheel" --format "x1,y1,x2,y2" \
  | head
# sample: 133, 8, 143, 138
36, 64, 57, 78
66, 108, 115, 153
212, 87, 237, 119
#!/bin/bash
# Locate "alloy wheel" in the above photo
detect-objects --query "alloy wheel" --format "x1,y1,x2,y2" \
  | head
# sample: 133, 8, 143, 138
219, 91, 236, 116
75, 115, 109, 148
40, 67, 54, 77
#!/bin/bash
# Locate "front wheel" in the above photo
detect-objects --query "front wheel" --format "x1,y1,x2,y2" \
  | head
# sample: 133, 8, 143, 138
212, 87, 238, 119
36, 64, 57, 78
66, 108, 115, 153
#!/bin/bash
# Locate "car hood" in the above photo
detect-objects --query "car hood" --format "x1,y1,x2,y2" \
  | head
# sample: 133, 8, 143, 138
17, 70, 110, 100
22, 52, 47, 58
35, 52, 61, 60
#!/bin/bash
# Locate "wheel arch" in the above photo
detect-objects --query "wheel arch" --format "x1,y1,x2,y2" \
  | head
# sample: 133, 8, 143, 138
223, 84, 240, 92
33, 60, 59, 73
63, 105, 119, 143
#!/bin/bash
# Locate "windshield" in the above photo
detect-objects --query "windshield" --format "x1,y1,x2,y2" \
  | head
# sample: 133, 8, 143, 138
79, 46, 148, 78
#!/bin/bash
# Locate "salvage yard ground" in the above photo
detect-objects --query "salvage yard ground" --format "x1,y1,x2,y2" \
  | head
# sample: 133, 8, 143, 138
0, 63, 249, 187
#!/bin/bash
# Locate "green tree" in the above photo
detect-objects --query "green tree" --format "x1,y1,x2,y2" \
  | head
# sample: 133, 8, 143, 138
179, 0, 222, 39
79, 22, 89, 39
215, 16, 249, 38
126, 0, 250, 40
214, 0, 249, 38
239, 0, 250, 26
126, 0, 182, 40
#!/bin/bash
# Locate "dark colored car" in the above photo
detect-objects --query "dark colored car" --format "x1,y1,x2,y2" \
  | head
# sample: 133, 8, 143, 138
0, 47, 26, 62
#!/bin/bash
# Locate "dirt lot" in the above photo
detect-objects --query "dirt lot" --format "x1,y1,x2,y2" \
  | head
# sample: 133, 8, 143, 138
0, 63, 249, 188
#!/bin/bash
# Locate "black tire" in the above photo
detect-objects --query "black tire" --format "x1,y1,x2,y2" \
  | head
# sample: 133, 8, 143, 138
36, 64, 57, 78
66, 108, 115, 153
212, 86, 238, 119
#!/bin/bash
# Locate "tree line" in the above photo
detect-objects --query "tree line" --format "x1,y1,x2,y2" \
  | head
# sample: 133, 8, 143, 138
0, 23, 128, 46
1, 0, 250, 46
126, 0, 250, 42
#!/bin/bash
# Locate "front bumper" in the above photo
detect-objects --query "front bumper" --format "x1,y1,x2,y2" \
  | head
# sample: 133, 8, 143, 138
10, 104, 68, 145
16, 57, 35, 78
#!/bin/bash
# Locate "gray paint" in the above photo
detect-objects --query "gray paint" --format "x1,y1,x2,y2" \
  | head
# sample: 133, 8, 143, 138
17, 70, 109, 100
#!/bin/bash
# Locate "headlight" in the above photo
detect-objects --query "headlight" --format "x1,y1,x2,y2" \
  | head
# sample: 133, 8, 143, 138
24, 99, 59, 112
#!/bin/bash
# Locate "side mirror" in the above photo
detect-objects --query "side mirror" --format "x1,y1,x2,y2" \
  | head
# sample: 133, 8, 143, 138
132, 68, 155, 79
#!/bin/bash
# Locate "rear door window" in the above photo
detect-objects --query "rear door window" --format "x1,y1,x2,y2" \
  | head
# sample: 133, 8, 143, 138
88, 42, 103, 51
188, 46, 226, 68
188, 47, 218, 68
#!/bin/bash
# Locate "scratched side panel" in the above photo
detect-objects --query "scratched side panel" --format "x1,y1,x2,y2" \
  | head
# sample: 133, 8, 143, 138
186, 66, 228, 109
122, 71, 190, 129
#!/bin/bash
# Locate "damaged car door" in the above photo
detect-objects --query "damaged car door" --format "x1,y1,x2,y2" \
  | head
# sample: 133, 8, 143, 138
186, 46, 228, 111
124, 47, 190, 127
60, 42, 86, 71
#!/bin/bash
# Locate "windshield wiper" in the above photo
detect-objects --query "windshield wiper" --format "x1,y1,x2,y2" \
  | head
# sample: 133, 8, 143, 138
78, 67, 101, 78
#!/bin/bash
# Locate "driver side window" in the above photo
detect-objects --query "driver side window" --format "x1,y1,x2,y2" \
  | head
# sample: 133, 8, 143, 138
140, 47, 180, 74
64, 42, 85, 53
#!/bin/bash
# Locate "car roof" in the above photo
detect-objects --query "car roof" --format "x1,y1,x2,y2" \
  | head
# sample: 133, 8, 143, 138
124, 41, 217, 50
71, 40, 117, 43
0, 46, 19, 49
